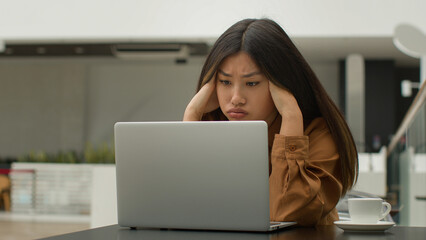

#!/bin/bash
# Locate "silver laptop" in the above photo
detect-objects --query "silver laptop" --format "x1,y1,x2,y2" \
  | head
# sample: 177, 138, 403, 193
114, 121, 296, 232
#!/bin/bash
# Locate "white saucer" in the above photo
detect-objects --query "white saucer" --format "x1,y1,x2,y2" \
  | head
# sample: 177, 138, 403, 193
334, 220, 395, 231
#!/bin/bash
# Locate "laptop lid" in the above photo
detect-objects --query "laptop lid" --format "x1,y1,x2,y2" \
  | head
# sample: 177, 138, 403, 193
114, 121, 272, 231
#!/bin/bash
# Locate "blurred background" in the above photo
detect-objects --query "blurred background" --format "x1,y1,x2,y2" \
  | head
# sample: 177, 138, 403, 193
0, 0, 425, 239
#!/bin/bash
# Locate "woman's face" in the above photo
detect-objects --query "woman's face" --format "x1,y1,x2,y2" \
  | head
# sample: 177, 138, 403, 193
216, 51, 278, 125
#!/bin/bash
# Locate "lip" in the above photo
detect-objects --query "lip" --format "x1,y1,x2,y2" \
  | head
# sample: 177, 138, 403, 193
227, 108, 248, 119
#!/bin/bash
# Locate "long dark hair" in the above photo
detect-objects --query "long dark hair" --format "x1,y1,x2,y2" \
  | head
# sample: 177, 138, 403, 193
197, 18, 358, 196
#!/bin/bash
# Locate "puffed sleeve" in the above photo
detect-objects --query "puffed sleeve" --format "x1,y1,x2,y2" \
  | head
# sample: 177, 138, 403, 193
269, 119, 342, 226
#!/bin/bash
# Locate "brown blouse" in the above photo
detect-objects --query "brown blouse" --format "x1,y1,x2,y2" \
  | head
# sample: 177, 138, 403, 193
267, 116, 342, 226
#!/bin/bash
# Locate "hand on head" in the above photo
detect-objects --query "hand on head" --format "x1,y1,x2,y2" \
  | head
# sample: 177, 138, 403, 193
183, 79, 219, 121
269, 81, 304, 136
268, 81, 301, 117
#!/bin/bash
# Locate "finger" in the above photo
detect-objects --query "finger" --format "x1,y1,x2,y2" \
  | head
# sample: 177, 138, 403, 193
268, 80, 277, 91
199, 80, 215, 100
268, 81, 280, 97
190, 79, 216, 110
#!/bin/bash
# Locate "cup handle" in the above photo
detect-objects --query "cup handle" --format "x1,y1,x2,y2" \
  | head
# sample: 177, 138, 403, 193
380, 202, 392, 220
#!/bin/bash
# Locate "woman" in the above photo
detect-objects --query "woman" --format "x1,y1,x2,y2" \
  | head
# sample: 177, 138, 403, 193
183, 18, 358, 226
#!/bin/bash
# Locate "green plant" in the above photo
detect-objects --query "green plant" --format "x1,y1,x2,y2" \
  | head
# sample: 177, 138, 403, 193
18, 142, 115, 164
84, 142, 115, 164
18, 150, 82, 163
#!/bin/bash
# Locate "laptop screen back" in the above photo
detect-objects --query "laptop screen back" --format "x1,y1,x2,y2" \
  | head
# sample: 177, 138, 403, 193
114, 121, 271, 231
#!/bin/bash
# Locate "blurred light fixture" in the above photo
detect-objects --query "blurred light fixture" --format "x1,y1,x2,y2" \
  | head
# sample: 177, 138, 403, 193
393, 24, 426, 58
394, 24, 426, 85
401, 79, 420, 97
112, 44, 190, 60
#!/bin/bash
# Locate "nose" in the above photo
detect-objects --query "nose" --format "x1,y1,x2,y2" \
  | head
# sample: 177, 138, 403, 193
231, 87, 246, 106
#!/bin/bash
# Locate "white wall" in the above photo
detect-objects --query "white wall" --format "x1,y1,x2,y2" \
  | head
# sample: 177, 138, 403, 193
0, 61, 86, 156
85, 59, 203, 144
1, 0, 425, 41
0, 58, 203, 156
0, 58, 336, 157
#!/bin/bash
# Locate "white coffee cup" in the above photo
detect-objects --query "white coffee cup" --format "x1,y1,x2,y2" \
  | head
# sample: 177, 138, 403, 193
348, 198, 391, 223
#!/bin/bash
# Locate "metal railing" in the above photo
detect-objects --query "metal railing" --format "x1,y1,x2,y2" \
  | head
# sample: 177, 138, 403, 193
388, 81, 426, 156
387, 80, 426, 226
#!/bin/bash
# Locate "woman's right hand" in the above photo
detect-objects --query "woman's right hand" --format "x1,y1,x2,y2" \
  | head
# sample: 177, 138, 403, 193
183, 79, 219, 121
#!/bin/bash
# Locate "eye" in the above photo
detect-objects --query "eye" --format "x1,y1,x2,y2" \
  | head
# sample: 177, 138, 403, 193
219, 80, 231, 85
246, 82, 259, 86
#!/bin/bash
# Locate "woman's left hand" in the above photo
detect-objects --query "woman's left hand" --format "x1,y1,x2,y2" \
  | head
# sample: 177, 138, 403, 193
269, 81, 304, 136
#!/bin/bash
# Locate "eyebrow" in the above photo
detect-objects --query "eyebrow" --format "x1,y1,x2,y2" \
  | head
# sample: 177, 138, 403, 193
218, 69, 261, 78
